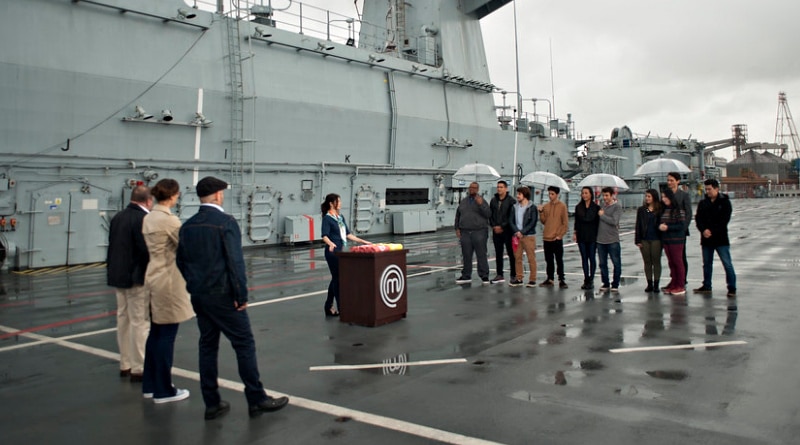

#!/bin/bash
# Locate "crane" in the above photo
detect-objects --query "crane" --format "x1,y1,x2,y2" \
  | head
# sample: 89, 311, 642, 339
774, 91, 800, 161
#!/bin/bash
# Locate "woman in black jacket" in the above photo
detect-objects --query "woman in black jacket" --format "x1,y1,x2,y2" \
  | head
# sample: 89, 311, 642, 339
634, 189, 662, 292
572, 187, 600, 289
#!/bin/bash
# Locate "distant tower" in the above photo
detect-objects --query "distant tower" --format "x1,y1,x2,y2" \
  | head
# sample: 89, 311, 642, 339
732, 124, 748, 158
774, 91, 800, 160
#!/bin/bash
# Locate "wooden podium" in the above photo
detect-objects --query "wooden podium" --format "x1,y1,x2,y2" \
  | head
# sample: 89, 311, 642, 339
336, 249, 408, 327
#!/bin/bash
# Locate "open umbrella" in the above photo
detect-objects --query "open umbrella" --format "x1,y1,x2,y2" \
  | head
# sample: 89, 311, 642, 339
452, 163, 501, 182
577, 173, 629, 191
520, 171, 570, 192
634, 158, 691, 176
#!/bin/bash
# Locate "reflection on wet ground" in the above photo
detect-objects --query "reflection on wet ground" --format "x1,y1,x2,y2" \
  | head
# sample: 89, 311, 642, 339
1, 199, 800, 444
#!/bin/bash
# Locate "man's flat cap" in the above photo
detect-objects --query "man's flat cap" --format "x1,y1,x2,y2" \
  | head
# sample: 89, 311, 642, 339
196, 176, 228, 198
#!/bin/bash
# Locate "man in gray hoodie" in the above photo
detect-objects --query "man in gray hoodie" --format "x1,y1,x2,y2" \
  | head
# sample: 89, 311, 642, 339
597, 187, 622, 291
455, 182, 491, 284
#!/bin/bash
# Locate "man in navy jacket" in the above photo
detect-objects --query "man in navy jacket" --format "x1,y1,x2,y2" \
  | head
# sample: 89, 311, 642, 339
693, 179, 737, 297
177, 176, 288, 420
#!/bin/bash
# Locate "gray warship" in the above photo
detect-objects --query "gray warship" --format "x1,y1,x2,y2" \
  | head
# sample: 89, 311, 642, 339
0, 0, 709, 269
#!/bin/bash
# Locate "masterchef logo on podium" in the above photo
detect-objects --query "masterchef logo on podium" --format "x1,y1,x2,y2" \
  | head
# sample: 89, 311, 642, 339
379, 264, 405, 308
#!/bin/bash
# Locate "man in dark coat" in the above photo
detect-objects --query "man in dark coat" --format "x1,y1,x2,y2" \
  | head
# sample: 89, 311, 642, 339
693, 179, 737, 297
489, 180, 516, 283
177, 176, 288, 421
107, 185, 152, 381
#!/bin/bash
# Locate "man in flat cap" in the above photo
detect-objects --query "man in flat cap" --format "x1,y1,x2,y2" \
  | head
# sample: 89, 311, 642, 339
177, 176, 288, 420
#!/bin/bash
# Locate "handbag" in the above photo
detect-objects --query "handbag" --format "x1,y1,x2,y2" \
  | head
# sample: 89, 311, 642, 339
512, 235, 520, 252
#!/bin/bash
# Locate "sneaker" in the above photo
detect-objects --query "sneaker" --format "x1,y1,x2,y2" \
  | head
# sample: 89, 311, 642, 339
727, 289, 737, 298
693, 286, 713, 294
526, 281, 537, 287
599, 284, 610, 291
671, 288, 686, 296
559, 280, 568, 289
508, 278, 524, 287
143, 393, 153, 399
610, 287, 619, 292
481, 277, 490, 285
539, 279, 554, 287
490, 275, 505, 284
153, 388, 190, 404
455, 276, 471, 284
662, 288, 673, 295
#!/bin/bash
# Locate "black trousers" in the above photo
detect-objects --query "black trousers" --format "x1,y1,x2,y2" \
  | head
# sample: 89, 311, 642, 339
492, 230, 516, 277
542, 239, 565, 281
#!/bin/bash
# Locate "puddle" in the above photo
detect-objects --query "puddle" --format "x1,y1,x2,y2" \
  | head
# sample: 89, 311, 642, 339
536, 369, 586, 386
614, 385, 663, 400
646, 370, 689, 380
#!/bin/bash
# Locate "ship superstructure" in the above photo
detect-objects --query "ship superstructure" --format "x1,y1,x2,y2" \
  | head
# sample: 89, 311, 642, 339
0, 0, 582, 268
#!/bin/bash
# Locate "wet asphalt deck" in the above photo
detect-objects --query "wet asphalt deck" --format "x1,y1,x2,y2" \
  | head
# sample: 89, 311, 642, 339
1, 198, 799, 445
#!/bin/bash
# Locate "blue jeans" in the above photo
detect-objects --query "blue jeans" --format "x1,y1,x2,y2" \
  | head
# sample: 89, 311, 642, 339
142, 322, 180, 398
191, 294, 269, 408
702, 245, 736, 291
577, 241, 597, 282
597, 242, 621, 288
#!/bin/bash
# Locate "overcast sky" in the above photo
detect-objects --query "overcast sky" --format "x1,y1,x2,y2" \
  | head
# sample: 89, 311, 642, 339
286, 0, 800, 160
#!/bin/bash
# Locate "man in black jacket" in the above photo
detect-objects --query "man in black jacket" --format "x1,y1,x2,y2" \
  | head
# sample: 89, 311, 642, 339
693, 179, 737, 297
489, 180, 516, 283
177, 176, 288, 420
107, 185, 152, 381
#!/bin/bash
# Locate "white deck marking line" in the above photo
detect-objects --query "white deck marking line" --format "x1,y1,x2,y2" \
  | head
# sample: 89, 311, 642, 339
609, 340, 747, 353
309, 358, 468, 371
248, 290, 325, 307
0, 327, 117, 353
0, 323, 505, 445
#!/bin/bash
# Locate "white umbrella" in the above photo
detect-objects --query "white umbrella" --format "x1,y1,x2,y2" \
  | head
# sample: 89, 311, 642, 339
519, 171, 570, 192
634, 158, 691, 176
452, 163, 501, 182
577, 173, 630, 191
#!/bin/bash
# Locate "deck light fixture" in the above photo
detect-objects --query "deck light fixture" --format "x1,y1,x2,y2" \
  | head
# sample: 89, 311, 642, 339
177, 8, 197, 20
190, 112, 213, 127
317, 42, 335, 51
161, 109, 173, 122
253, 26, 272, 38
411, 64, 427, 73
133, 105, 153, 120
368, 54, 385, 63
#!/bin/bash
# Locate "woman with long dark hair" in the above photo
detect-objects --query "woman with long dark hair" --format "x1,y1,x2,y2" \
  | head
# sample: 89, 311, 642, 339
635, 189, 663, 293
320, 193, 371, 317
659, 189, 687, 296
572, 186, 600, 289
141, 179, 194, 403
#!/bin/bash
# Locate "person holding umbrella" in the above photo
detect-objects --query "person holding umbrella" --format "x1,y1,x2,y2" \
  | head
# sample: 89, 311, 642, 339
537, 186, 569, 288
597, 187, 622, 292
573, 186, 600, 289
489, 180, 516, 284
666, 172, 692, 287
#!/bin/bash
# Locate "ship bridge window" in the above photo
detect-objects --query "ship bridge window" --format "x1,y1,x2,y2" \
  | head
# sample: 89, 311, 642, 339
386, 188, 429, 205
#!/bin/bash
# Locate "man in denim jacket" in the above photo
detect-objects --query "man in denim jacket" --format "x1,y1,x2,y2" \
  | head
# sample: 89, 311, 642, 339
177, 176, 288, 421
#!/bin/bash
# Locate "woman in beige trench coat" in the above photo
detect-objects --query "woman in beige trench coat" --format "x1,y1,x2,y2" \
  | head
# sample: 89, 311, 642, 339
141, 179, 194, 403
